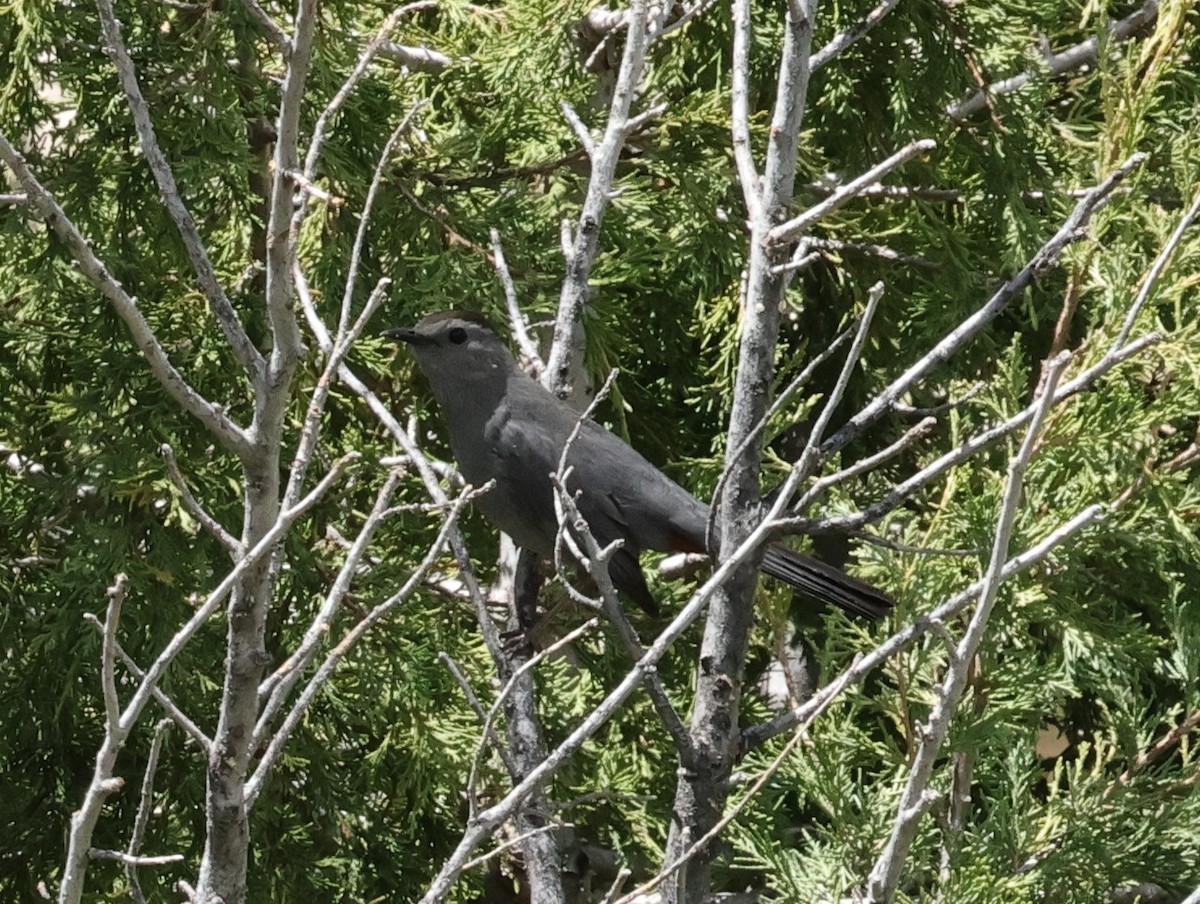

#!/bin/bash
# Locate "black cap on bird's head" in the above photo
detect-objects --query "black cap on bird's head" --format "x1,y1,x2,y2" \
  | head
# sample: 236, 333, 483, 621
383, 310, 496, 347
384, 311, 516, 404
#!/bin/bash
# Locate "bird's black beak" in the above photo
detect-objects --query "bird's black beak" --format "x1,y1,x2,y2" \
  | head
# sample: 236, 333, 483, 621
382, 326, 431, 346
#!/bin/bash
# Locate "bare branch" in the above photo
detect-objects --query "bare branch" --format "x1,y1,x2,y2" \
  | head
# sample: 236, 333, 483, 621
467, 619, 599, 817
123, 453, 359, 737
946, 0, 1159, 121
238, 0, 290, 52
282, 276, 392, 510
125, 719, 172, 904
787, 331, 1160, 534
161, 444, 241, 559
745, 503, 1108, 751
489, 229, 545, 376
340, 103, 426, 338
866, 351, 1071, 902
94, 0, 264, 381
816, 152, 1147, 460
1113, 185, 1200, 350
613, 660, 861, 904
284, 169, 344, 207
731, 0, 761, 216
253, 470, 405, 749
301, 1, 439, 191
378, 41, 453, 72
461, 823, 564, 873
100, 574, 129, 733
560, 100, 596, 158
811, 0, 902, 71
545, 0, 652, 404
262, 0, 320, 389
439, 652, 519, 778
0, 133, 254, 459
83, 616, 211, 749
245, 484, 485, 807
549, 382, 694, 757
768, 139, 937, 244
88, 850, 184, 867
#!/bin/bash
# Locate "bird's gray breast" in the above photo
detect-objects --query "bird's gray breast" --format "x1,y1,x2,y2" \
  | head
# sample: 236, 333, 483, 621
456, 398, 559, 555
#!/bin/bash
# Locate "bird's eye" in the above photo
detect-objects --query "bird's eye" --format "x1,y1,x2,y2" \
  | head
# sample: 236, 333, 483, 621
448, 327, 468, 345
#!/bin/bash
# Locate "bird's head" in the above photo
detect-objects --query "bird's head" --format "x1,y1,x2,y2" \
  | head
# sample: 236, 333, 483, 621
384, 311, 516, 401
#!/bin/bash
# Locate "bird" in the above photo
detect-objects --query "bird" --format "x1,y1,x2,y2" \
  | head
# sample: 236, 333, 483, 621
386, 310, 892, 620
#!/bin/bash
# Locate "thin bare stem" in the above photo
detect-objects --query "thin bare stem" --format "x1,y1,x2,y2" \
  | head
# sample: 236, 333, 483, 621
82, 617, 210, 749
1113, 185, 1200, 350
946, 1, 1159, 120
731, 0, 761, 217
0, 132, 253, 459
125, 719, 172, 904
239, 0, 290, 51
614, 660, 861, 904
100, 574, 128, 732
490, 229, 545, 375
865, 351, 1071, 903
245, 484, 484, 806
768, 140, 936, 244
94, 0, 264, 381
302, 2, 438, 188
466, 620, 599, 816
816, 152, 1147, 460
161, 444, 241, 558
254, 470, 405, 748
811, 0, 902, 70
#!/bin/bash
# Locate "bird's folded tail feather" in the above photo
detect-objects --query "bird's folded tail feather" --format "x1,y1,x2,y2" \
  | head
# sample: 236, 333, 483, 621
759, 545, 893, 620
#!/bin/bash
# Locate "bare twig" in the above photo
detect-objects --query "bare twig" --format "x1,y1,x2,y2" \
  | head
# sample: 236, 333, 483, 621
94, 0, 264, 381
161, 444, 241, 558
947, 1, 1159, 120
238, 0, 290, 51
560, 101, 596, 158
461, 823, 564, 873
245, 483, 485, 806
124, 719, 172, 904
284, 169, 344, 207
254, 470, 405, 748
0, 132, 253, 459
100, 574, 128, 732
301, 2, 438, 198
282, 271, 392, 512
545, 0, 652, 404
378, 42, 453, 71
88, 850, 184, 867
816, 152, 1147, 461
866, 351, 1071, 902
466, 620, 599, 816
811, 0, 903, 71
83, 616, 210, 749
339, 104, 425, 339
613, 660, 861, 904
490, 229, 545, 375
768, 140, 937, 244
439, 652, 518, 777
1113, 185, 1200, 350
785, 331, 1160, 535
730, 0, 761, 216
745, 503, 1108, 750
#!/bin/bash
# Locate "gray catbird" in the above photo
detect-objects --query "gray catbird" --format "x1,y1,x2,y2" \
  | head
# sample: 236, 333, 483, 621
387, 311, 891, 620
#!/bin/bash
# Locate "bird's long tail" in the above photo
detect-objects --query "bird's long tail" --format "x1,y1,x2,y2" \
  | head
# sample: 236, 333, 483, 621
759, 545, 892, 620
